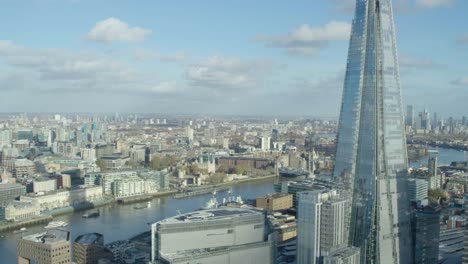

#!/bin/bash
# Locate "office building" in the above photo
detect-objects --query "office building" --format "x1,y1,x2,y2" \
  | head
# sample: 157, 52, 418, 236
261, 136, 271, 150
17, 229, 71, 264
333, 0, 412, 262
428, 156, 443, 189
74, 233, 110, 264
0, 130, 12, 146
412, 210, 440, 264
151, 208, 273, 264
256, 193, 293, 211
296, 189, 349, 264
16, 129, 34, 141
406, 105, 414, 127
407, 179, 428, 202
57, 174, 71, 189
0, 183, 26, 205
274, 178, 332, 208
32, 178, 57, 193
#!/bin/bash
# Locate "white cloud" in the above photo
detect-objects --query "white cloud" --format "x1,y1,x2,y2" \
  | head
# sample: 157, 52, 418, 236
134, 49, 187, 62
256, 21, 351, 56
399, 53, 439, 69
415, 0, 454, 8
451, 77, 468, 86
185, 56, 274, 89
0, 40, 179, 95
86, 17, 151, 43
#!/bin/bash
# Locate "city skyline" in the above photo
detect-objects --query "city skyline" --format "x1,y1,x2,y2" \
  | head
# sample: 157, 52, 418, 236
0, 0, 467, 116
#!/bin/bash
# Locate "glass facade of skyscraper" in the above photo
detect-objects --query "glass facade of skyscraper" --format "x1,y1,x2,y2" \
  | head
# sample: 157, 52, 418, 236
333, 0, 412, 263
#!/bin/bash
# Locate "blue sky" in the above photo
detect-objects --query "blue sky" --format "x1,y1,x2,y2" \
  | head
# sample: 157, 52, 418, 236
0, 0, 466, 117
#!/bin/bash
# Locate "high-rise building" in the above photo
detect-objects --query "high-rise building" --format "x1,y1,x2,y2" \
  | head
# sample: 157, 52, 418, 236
407, 179, 428, 202
432, 112, 439, 130
333, 0, 412, 262
412, 210, 440, 264
296, 189, 349, 264
428, 156, 442, 189
151, 208, 273, 264
261, 136, 271, 150
17, 229, 71, 264
406, 105, 414, 127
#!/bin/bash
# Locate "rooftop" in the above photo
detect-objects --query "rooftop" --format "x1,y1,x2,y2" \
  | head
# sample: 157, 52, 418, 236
75, 233, 103, 245
22, 229, 70, 245
0, 183, 25, 191
161, 208, 263, 224
258, 193, 291, 199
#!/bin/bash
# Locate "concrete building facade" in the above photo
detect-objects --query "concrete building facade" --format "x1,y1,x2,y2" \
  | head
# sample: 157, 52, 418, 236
256, 193, 293, 211
151, 208, 273, 264
17, 230, 71, 264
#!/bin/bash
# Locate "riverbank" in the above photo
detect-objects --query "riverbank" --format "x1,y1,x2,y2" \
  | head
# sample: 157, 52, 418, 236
0, 215, 52, 233
0, 175, 275, 233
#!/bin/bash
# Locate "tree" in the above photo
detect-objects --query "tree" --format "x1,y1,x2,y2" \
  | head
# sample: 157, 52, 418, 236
428, 188, 446, 203
233, 166, 246, 175
217, 165, 228, 173
205, 173, 227, 184
150, 156, 178, 170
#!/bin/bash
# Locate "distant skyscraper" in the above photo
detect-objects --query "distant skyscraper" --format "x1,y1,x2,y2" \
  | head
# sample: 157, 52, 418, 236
432, 112, 438, 130
333, 0, 412, 263
428, 156, 442, 189
406, 105, 414, 127
261, 136, 271, 150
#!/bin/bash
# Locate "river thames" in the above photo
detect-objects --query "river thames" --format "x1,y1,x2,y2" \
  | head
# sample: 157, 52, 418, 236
0, 179, 275, 263
0, 147, 466, 263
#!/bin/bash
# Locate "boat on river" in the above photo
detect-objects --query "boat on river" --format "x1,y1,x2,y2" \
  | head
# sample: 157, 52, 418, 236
82, 211, 100, 218
45, 221, 68, 229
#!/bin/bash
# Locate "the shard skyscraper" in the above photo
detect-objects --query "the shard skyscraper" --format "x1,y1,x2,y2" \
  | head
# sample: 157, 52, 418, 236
333, 0, 412, 263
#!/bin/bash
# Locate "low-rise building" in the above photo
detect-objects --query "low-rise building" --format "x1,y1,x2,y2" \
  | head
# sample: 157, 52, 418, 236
151, 207, 273, 264
32, 177, 57, 193
74, 233, 111, 264
20, 185, 102, 212
256, 193, 293, 211
268, 212, 297, 243
1, 201, 40, 222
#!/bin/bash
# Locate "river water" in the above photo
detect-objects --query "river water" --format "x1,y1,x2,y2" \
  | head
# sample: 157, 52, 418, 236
0, 180, 275, 263
409, 146, 467, 168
